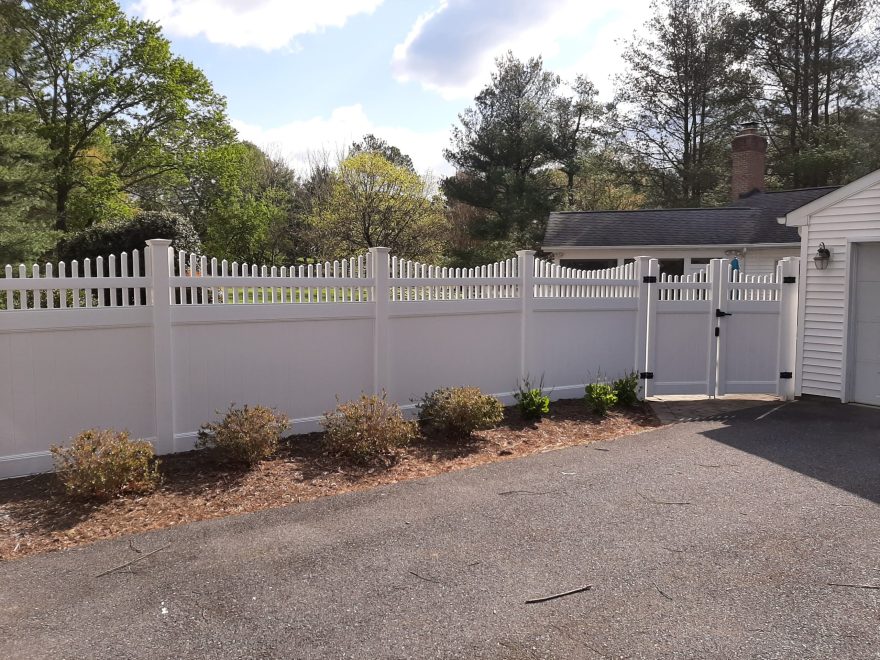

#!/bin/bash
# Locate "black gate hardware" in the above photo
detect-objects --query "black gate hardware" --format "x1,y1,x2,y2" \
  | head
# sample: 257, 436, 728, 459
639, 372, 654, 379
714, 327, 720, 337
783, 276, 796, 284
779, 372, 793, 379
715, 309, 732, 317
642, 275, 657, 283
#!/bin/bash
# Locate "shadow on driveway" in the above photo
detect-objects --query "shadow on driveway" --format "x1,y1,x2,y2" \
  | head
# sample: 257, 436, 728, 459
700, 397, 880, 505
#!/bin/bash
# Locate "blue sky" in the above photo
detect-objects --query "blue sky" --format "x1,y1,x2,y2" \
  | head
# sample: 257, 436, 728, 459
125, 0, 651, 175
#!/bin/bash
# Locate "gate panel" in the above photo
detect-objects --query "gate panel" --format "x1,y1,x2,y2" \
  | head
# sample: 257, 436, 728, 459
643, 258, 798, 399
646, 267, 714, 396
717, 301, 782, 394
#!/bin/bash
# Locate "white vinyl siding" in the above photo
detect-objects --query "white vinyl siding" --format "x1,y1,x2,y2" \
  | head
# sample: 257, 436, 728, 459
798, 181, 880, 399
549, 246, 797, 274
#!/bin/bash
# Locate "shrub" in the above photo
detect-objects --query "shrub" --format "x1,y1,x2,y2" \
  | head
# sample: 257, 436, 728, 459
51, 429, 161, 500
585, 382, 618, 416
613, 372, 641, 407
514, 376, 550, 421
322, 394, 417, 464
197, 404, 290, 466
418, 386, 504, 438
57, 210, 202, 263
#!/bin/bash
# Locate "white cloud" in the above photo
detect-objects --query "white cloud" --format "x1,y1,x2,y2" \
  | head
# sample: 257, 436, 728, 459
132, 0, 384, 50
232, 105, 453, 176
392, 0, 652, 100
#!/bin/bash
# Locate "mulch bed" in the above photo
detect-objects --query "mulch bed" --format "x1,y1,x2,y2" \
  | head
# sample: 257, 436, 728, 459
0, 400, 661, 561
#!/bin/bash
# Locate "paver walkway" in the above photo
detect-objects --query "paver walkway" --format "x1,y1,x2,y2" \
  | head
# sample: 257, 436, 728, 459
1, 398, 878, 659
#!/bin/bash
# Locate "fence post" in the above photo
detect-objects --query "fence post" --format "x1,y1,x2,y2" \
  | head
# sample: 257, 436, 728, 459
642, 259, 660, 398
147, 239, 175, 453
516, 250, 536, 387
370, 247, 391, 396
634, 256, 652, 400
708, 258, 730, 397
776, 257, 799, 401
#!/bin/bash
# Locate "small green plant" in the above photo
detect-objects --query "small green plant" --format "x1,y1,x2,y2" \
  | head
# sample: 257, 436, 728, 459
197, 404, 290, 466
585, 381, 618, 416
514, 376, 550, 421
51, 429, 161, 500
322, 393, 417, 464
613, 371, 641, 407
418, 386, 504, 438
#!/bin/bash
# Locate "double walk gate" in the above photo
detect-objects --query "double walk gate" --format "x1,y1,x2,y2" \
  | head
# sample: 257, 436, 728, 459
641, 257, 799, 400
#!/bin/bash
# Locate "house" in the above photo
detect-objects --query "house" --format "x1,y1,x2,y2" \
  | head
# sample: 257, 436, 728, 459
783, 168, 880, 406
542, 124, 837, 276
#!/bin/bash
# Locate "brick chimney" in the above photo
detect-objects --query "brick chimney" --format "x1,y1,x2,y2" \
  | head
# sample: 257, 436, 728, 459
731, 122, 767, 200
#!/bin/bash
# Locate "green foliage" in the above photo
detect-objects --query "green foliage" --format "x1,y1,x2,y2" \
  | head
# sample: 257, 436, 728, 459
615, 0, 756, 207
514, 376, 551, 421
197, 404, 290, 467
57, 210, 201, 262
0, 14, 56, 264
1, 0, 232, 231
585, 382, 618, 416
309, 151, 449, 261
417, 387, 504, 439
612, 372, 641, 407
51, 429, 161, 500
443, 53, 565, 251
321, 394, 417, 464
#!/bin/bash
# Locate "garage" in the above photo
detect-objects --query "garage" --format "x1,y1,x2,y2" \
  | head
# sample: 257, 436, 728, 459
852, 243, 880, 405
784, 168, 880, 405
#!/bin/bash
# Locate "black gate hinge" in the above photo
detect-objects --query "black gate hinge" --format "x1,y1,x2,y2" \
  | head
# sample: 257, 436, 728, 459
639, 371, 654, 379
783, 276, 796, 284
642, 275, 657, 284
779, 371, 793, 379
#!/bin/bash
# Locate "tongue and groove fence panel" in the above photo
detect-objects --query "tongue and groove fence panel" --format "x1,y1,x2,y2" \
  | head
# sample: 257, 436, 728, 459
0, 240, 798, 478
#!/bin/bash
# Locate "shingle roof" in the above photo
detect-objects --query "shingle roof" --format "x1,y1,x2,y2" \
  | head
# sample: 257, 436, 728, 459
543, 187, 838, 247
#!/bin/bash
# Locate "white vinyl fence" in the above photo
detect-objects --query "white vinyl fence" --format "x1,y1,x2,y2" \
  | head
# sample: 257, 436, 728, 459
0, 240, 799, 478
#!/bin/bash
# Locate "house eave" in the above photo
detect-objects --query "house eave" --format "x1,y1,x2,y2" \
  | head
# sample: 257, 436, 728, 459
785, 169, 880, 226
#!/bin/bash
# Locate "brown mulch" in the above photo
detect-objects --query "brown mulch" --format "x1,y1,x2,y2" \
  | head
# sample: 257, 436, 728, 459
0, 400, 660, 561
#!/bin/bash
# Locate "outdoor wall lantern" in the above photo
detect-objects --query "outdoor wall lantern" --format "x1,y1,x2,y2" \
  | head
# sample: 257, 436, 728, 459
813, 242, 831, 270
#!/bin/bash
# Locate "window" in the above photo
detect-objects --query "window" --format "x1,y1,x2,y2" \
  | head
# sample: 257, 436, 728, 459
559, 259, 618, 270
690, 257, 711, 265
658, 259, 685, 276
623, 258, 636, 265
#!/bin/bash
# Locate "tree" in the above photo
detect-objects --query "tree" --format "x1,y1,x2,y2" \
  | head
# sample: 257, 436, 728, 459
350, 134, 415, 172
615, 0, 757, 206
443, 53, 563, 251
746, 0, 880, 186
194, 142, 299, 265
0, 10, 55, 264
1, 0, 231, 232
550, 76, 606, 208
309, 152, 448, 260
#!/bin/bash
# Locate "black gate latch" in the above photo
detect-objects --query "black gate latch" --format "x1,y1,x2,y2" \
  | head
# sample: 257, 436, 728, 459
715, 309, 732, 317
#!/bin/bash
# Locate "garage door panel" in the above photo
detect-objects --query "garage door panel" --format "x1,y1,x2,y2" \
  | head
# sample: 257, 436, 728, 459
852, 243, 880, 405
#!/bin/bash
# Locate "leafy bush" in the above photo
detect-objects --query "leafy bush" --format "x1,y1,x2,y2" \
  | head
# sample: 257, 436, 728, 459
322, 393, 417, 464
51, 429, 161, 500
613, 372, 641, 407
57, 210, 202, 263
197, 404, 290, 466
418, 386, 504, 438
585, 382, 618, 416
514, 376, 550, 421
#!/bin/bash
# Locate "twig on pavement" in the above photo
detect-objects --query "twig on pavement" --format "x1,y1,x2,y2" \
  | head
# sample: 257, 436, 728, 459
96, 543, 171, 578
827, 582, 880, 590
525, 585, 592, 604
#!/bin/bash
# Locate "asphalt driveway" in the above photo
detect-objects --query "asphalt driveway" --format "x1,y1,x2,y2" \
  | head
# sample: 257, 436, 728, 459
1, 398, 878, 659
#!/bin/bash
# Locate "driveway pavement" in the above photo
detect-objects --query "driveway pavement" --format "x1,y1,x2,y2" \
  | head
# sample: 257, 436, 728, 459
1, 398, 878, 659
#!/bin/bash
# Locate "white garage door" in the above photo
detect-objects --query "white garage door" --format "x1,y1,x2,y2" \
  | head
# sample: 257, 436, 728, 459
852, 243, 880, 406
